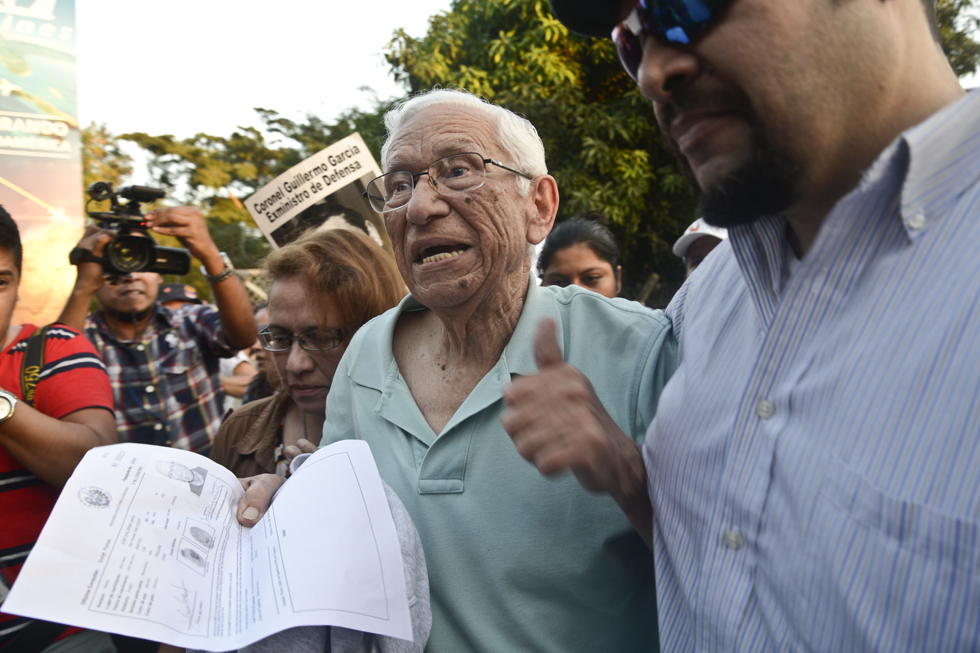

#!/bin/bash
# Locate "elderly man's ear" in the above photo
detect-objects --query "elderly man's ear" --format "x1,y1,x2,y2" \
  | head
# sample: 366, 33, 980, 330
526, 174, 560, 246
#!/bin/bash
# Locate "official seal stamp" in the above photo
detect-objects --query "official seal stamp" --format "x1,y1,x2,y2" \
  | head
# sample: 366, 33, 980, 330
77, 486, 111, 508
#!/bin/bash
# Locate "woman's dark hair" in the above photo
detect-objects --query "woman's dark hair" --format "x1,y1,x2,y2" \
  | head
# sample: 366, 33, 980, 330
537, 212, 621, 278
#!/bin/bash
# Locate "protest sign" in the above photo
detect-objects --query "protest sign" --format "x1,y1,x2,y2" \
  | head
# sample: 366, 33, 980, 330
246, 133, 390, 251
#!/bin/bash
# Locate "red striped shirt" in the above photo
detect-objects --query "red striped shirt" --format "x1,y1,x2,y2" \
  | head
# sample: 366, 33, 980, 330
0, 324, 113, 647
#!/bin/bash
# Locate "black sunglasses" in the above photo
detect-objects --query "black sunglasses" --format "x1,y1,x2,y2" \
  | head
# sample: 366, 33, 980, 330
613, 0, 732, 82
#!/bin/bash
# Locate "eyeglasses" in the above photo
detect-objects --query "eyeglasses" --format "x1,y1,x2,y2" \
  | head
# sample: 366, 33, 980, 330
258, 325, 351, 352
612, 0, 732, 82
363, 152, 533, 213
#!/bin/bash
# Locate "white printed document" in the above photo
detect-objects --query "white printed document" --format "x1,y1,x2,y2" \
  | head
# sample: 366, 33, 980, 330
3, 440, 413, 649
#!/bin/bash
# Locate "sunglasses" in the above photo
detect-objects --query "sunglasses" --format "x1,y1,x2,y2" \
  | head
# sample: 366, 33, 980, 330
612, 0, 732, 82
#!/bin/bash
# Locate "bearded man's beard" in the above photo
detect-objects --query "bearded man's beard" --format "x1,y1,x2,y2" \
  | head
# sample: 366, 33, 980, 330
695, 136, 802, 228
658, 87, 803, 228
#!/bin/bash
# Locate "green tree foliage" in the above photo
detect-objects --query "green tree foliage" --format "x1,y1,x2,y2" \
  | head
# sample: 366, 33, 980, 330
118, 96, 398, 272
81, 123, 267, 296
119, 126, 279, 269
82, 122, 133, 192
83, 0, 979, 304
939, 0, 980, 78
387, 0, 697, 302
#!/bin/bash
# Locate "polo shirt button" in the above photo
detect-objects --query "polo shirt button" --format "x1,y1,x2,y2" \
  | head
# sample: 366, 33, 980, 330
136, 345, 145, 352
165, 439, 172, 446
154, 423, 163, 431
755, 399, 775, 419
723, 529, 744, 550
908, 212, 926, 231
145, 385, 155, 394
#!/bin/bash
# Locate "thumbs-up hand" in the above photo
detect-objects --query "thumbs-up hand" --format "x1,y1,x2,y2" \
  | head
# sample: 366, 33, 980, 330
501, 317, 645, 498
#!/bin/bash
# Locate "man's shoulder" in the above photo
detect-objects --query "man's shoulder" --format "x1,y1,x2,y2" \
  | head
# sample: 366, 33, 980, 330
166, 303, 219, 328
164, 302, 234, 355
543, 284, 671, 339
1, 323, 112, 416
8, 323, 103, 361
224, 395, 281, 423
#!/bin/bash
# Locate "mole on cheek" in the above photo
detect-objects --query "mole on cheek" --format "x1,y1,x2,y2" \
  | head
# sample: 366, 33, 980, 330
459, 279, 468, 289
465, 197, 472, 203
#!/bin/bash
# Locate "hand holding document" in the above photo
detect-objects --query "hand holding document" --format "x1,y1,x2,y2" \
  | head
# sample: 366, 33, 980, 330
3, 440, 415, 649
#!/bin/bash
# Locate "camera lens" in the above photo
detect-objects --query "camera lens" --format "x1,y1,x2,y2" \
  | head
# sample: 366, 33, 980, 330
107, 235, 154, 273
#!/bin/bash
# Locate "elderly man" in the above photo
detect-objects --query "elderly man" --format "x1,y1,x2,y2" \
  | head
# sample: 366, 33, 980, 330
239, 89, 676, 652
535, 0, 980, 649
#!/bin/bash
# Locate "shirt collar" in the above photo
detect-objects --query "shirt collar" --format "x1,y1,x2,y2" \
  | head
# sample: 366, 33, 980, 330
898, 89, 980, 238
501, 277, 563, 378
727, 89, 980, 324
347, 274, 560, 389
91, 303, 172, 343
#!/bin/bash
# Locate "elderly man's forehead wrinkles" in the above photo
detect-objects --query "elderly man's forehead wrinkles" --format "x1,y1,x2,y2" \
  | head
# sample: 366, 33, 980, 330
433, 138, 483, 158
387, 136, 485, 173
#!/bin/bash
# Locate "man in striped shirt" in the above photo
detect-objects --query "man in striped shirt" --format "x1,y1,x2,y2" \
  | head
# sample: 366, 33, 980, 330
510, 0, 979, 648
0, 209, 117, 651
59, 207, 257, 454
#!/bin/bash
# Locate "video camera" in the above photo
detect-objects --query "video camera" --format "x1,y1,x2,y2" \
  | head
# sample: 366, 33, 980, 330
71, 182, 191, 277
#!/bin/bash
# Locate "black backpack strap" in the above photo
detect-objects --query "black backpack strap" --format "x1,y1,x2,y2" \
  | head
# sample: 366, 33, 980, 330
20, 324, 51, 408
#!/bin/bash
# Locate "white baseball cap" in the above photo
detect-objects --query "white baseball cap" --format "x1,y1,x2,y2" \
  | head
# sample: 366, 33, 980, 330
672, 218, 728, 258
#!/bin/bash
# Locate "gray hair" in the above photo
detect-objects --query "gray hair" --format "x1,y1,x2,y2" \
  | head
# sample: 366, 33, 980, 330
381, 89, 547, 197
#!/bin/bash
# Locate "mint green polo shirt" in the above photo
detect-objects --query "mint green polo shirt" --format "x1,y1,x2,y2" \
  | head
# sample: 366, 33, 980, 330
322, 280, 676, 652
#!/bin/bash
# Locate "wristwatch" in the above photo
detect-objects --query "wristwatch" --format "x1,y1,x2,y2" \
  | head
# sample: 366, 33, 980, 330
200, 252, 235, 285
0, 389, 18, 423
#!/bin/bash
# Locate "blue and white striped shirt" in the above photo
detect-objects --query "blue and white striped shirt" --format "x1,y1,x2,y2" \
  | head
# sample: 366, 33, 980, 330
645, 89, 980, 651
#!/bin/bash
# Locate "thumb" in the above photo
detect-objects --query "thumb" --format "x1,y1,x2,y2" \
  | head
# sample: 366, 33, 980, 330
533, 317, 564, 370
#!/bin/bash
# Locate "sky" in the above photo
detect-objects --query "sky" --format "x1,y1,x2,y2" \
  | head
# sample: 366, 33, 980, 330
75, 0, 454, 142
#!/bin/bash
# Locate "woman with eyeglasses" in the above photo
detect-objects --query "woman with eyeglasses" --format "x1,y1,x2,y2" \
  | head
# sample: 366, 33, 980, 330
210, 227, 405, 479
537, 213, 622, 299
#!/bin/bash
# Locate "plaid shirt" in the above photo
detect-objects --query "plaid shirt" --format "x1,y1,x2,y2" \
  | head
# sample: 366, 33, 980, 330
84, 304, 239, 453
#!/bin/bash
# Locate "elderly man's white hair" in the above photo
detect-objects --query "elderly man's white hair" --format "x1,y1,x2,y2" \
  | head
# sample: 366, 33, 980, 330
381, 89, 548, 197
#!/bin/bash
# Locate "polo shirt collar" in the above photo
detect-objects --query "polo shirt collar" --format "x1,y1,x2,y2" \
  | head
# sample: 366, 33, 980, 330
348, 274, 561, 390
500, 276, 563, 378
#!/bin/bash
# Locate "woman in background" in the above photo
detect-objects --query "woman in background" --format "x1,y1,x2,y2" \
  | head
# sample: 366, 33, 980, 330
205, 228, 428, 653
537, 213, 622, 299
211, 228, 405, 478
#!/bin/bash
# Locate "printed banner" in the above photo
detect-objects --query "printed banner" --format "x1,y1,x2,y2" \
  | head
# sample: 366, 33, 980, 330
246, 133, 391, 252
0, 0, 83, 326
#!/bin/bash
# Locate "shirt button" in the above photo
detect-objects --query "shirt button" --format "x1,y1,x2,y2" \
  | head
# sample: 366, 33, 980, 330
723, 529, 744, 550
165, 439, 172, 446
908, 212, 926, 231
153, 423, 163, 431
136, 345, 145, 352
145, 385, 155, 394
755, 399, 776, 419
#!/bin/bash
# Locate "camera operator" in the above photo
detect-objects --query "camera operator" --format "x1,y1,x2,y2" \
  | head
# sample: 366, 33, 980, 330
58, 206, 257, 455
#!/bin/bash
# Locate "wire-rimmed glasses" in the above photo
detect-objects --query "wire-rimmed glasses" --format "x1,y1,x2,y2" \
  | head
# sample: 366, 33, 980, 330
258, 325, 350, 352
363, 152, 533, 213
